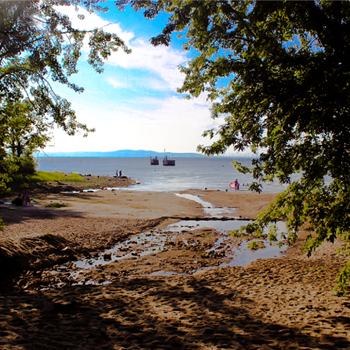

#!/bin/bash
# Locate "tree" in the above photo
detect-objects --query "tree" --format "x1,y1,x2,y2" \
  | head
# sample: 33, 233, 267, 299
1, 99, 50, 158
0, 98, 51, 190
0, 0, 131, 189
0, 0, 130, 132
117, 0, 350, 293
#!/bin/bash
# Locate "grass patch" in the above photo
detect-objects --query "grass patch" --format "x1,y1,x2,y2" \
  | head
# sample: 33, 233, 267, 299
7, 170, 133, 194
43, 203, 69, 208
32, 171, 83, 183
8, 171, 84, 191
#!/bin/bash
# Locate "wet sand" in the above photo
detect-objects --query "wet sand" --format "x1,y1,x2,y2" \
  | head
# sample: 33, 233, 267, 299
0, 189, 349, 349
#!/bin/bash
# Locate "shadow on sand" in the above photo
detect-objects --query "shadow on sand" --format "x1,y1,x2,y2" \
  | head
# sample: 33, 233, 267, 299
0, 275, 349, 349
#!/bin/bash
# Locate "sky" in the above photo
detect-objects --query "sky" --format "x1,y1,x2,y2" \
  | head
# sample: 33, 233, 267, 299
43, 1, 232, 155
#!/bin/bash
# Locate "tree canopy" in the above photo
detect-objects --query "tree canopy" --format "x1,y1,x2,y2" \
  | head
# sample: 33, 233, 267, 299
0, 0, 130, 189
117, 0, 350, 292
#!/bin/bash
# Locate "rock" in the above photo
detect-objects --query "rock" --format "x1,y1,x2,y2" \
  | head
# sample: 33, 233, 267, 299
103, 253, 112, 261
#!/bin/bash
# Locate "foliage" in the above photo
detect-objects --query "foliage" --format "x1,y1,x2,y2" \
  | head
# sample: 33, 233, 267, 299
336, 262, 350, 295
0, 0, 130, 191
247, 240, 264, 251
0, 98, 49, 191
1, 0, 130, 104
230, 230, 243, 238
119, 0, 350, 293
0, 99, 50, 157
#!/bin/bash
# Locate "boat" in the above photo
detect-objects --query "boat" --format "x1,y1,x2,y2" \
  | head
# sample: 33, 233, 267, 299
150, 156, 159, 165
163, 155, 175, 166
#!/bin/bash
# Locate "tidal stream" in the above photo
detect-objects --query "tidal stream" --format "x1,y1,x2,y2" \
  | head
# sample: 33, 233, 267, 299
37, 193, 287, 289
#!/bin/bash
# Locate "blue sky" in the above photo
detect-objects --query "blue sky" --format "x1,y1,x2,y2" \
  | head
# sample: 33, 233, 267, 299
44, 1, 230, 155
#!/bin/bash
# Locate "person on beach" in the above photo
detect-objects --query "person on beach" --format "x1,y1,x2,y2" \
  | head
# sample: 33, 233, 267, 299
12, 193, 23, 206
23, 190, 31, 206
234, 179, 240, 190
119, 170, 122, 177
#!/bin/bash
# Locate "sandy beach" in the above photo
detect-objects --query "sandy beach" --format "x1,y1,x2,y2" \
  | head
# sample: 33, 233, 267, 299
0, 183, 349, 349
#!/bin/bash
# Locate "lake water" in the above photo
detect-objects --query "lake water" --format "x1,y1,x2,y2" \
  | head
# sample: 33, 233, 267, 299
36, 156, 298, 193
35, 156, 292, 280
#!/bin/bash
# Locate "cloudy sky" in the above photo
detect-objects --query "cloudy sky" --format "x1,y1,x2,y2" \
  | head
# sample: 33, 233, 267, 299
44, 1, 229, 155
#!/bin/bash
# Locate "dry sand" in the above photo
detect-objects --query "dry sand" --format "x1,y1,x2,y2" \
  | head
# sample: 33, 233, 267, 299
0, 187, 349, 349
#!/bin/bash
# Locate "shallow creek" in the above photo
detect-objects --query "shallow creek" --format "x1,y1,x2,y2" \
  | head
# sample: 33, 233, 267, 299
174, 193, 238, 218
39, 193, 287, 288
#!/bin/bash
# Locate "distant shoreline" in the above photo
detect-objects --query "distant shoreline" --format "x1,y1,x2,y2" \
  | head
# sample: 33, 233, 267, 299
34, 150, 254, 159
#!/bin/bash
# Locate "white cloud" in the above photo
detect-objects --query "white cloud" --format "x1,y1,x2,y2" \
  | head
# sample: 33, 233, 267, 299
47, 4, 219, 154
139, 76, 172, 91
105, 74, 168, 92
106, 77, 127, 89
107, 38, 186, 90
55, 4, 187, 91
45, 93, 214, 153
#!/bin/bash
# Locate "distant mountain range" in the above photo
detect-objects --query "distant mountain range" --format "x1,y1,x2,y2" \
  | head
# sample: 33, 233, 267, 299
35, 149, 211, 158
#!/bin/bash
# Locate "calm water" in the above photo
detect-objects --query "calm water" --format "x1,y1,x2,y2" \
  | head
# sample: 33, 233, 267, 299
36, 157, 297, 193
36, 157, 291, 281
